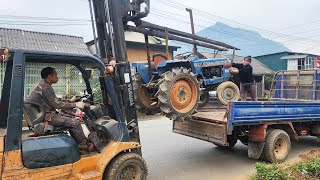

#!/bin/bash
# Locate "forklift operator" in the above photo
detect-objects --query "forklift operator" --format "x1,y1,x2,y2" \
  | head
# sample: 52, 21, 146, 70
28, 67, 93, 152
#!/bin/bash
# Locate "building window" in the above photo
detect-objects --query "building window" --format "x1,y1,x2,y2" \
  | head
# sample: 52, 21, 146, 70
298, 58, 305, 70
305, 57, 314, 69
287, 59, 298, 70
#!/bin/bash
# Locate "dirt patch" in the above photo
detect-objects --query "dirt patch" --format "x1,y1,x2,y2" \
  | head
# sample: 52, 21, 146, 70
298, 149, 320, 160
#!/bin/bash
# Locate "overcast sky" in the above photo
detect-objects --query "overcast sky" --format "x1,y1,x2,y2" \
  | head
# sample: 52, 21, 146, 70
1, 0, 320, 55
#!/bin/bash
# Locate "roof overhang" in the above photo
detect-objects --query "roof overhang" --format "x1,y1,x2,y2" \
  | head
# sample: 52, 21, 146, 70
280, 55, 308, 59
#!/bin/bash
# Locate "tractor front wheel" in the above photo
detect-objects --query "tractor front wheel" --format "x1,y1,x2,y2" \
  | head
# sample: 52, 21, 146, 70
216, 81, 240, 105
157, 67, 200, 120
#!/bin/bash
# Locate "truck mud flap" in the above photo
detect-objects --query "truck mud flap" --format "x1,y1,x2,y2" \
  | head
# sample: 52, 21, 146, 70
173, 118, 227, 145
248, 141, 265, 159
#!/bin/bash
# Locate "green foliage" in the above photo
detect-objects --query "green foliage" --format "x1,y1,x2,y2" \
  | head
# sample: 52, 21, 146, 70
252, 151, 320, 180
264, 72, 276, 91
91, 79, 102, 103
251, 162, 291, 180
293, 158, 320, 178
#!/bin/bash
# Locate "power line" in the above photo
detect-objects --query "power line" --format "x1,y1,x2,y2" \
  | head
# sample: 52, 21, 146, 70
149, 11, 317, 47
152, 0, 320, 56
153, 0, 320, 43
0, 20, 90, 25
278, 19, 320, 31
0, 15, 90, 22
0, 22, 90, 26
151, 5, 320, 54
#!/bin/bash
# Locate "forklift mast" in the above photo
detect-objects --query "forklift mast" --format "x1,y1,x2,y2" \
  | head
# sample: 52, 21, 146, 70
92, 0, 150, 62
91, 0, 150, 145
89, 0, 238, 145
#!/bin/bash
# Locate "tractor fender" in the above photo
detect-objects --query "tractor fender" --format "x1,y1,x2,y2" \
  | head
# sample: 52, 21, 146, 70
131, 62, 155, 83
157, 60, 192, 75
96, 141, 141, 174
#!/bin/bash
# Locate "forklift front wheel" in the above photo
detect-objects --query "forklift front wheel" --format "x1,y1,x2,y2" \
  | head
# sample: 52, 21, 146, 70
104, 152, 148, 180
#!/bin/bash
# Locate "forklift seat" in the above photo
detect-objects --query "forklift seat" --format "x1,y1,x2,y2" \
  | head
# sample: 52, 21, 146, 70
23, 100, 65, 135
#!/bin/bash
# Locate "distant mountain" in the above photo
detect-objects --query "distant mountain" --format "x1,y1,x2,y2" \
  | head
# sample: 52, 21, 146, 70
170, 22, 291, 57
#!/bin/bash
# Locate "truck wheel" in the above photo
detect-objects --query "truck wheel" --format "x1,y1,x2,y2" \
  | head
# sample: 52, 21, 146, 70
104, 152, 148, 180
133, 74, 159, 115
216, 81, 240, 105
157, 67, 200, 120
198, 91, 210, 108
263, 129, 291, 163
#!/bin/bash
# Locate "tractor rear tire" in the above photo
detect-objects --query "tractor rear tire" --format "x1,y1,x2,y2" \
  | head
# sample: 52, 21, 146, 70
156, 67, 200, 120
262, 129, 291, 163
216, 81, 240, 105
198, 91, 210, 108
133, 74, 159, 115
104, 152, 148, 180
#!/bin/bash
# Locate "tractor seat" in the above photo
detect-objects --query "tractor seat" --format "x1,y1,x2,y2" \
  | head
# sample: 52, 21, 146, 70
23, 100, 66, 136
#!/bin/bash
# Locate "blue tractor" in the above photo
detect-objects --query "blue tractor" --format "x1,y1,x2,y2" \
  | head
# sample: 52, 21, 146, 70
131, 52, 240, 120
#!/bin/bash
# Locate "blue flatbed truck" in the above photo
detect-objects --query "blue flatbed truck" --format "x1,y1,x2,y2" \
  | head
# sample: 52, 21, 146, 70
173, 69, 320, 163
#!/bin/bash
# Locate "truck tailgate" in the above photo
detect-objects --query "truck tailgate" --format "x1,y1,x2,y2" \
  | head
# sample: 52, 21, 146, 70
173, 111, 228, 146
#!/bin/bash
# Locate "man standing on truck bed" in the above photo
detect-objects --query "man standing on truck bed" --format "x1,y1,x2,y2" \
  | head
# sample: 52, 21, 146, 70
28, 67, 94, 152
230, 56, 257, 101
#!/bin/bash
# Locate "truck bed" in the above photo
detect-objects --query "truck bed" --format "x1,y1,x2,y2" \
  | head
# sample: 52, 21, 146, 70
173, 100, 320, 146
191, 110, 227, 124
229, 101, 320, 123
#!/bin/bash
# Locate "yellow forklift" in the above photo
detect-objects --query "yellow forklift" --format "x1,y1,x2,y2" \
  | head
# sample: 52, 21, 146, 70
0, 48, 147, 179
0, 0, 151, 179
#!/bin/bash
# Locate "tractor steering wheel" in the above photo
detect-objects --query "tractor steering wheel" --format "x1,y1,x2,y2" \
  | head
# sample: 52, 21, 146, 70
174, 52, 193, 60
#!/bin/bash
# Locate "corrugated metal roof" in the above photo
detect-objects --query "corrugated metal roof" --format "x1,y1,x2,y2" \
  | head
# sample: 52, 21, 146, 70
280, 55, 308, 59
201, 52, 273, 75
0, 28, 91, 55
255, 51, 319, 58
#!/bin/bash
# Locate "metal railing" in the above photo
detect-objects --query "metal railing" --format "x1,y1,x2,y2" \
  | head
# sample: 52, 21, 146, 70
270, 69, 320, 101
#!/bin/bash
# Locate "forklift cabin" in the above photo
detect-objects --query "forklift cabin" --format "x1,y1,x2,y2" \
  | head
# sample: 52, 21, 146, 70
0, 49, 147, 179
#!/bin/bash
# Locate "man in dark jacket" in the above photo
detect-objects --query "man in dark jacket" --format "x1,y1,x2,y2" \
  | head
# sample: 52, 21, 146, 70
28, 67, 93, 151
230, 56, 257, 101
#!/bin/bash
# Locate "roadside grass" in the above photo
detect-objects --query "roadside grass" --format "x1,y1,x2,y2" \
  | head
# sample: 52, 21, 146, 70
251, 150, 320, 180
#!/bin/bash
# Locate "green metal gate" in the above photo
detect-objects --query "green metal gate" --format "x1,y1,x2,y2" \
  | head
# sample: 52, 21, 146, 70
24, 62, 87, 98
0, 62, 87, 98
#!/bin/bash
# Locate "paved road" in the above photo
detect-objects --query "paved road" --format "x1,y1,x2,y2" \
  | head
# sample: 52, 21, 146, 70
139, 116, 320, 180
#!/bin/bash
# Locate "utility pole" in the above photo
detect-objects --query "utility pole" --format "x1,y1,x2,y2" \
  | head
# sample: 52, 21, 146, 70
88, 0, 99, 56
186, 8, 197, 54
